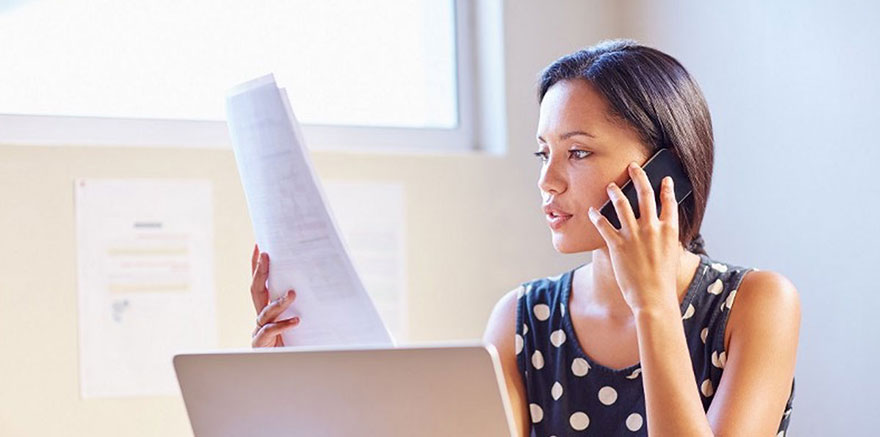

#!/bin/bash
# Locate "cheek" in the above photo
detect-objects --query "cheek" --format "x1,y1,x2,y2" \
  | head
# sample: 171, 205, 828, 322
569, 175, 611, 214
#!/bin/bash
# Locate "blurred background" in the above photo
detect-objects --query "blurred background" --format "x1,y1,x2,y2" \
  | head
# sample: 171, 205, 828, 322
1, 0, 877, 435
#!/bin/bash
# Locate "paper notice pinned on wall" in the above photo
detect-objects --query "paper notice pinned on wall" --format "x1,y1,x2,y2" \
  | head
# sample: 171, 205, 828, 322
75, 178, 217, 398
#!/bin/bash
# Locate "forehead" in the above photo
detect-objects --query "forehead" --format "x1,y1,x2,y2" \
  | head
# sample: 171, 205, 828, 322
536, 79, 612, 140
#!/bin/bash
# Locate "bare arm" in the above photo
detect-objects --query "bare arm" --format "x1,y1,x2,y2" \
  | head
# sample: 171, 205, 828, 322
483, 286, 531, 437
636, 270, 800, 436
706, 270, 801, 436
635, 298, 715, 436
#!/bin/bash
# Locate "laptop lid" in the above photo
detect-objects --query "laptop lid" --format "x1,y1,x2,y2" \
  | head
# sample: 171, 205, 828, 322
173, 342, 515, 437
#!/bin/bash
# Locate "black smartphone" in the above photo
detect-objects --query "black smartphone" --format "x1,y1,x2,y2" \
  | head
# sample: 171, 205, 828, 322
599, 147, 693, 230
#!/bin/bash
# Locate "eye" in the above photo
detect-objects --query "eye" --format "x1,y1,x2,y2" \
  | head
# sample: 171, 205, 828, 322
570, 150, 591, 159
533, 150, 592, 163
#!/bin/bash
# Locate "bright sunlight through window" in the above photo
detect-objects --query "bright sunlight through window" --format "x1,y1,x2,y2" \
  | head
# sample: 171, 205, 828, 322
0, 0, 458, 129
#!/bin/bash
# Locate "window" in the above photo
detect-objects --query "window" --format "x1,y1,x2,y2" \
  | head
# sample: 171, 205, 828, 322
0, 0, 489, 152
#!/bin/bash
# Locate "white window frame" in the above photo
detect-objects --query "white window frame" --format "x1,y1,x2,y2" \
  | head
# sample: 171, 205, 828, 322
0, 0, 506, 155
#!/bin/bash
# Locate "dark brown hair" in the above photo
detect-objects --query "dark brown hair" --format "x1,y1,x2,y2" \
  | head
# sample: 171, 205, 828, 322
538, 39, 713, 256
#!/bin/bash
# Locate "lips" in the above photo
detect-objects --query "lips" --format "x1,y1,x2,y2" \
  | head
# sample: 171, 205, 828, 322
543, 203, 574, 230
546, 211, 572, 218
546, 212, 573, 230
542, 203, 573, 218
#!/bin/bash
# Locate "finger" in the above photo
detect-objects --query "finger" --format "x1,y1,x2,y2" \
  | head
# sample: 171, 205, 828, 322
250, 252, 270, 313
659, 176, 679, 228
251, 314, 299, 339
628, 161, 658, 224
253, 318, 299, 347
588, 206, 622, 246
607, 182, 638, 234
252, 317, 300, 348
256, 289, 297, 327
251, 243, 259, 275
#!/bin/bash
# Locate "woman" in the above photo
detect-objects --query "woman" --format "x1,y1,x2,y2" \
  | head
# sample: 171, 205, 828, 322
483, 39, 799, 436
250, 39, 800, 436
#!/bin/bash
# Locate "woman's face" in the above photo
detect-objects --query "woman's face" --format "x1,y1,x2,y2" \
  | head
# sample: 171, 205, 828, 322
536, 79, 650, 253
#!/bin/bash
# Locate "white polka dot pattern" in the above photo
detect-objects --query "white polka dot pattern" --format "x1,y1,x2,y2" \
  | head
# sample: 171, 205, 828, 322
551, 381, 563, 400
550, 329, 566, 347
711, 262, 728, 273
626, 413, 644, 431
701, 378, 715, 397
514, 261, 792, 434
711, 350, 727, 369
682, 303, 695, 320
725, 289, 738, 310
569, 412, 590, 431
534, 304, 551, 321
598, 386, 618, 405
571, 358, 590, 377
529, 403, 543, 423
532, 350, 544, 369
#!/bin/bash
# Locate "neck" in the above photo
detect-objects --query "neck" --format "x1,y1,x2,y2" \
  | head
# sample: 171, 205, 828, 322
572, 244, 701, 319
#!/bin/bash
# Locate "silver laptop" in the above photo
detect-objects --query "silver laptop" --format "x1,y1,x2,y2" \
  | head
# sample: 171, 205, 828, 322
173, 342, 516, 436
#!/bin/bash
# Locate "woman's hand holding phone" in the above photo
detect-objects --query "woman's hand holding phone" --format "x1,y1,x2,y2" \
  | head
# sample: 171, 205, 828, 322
598, 148, 692, 229
587, 162, 683, 313
250, 244, 301, 348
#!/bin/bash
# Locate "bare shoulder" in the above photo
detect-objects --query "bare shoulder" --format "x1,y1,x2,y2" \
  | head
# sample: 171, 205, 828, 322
726, 269, 801, 350
482, 285, 524, 346
482, 285, 531, 437
736, 269, 801, 317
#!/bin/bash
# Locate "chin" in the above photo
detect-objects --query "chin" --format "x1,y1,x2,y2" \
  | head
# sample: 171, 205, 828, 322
551, 232, 602, 254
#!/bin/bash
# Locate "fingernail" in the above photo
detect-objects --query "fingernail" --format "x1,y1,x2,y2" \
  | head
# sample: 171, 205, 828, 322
629, 162, 638, 170
588, 207, 598, 219
287, 289, 295, 299
292, 317, 300, 324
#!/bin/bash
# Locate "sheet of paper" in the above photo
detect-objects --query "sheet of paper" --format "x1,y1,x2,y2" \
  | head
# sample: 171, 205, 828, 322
322, 181, 407, 342
226, 74, 393, 346
75, 178, 217, 398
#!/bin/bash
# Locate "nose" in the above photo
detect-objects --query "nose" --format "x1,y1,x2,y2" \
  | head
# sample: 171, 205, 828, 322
537, 155, 567, 197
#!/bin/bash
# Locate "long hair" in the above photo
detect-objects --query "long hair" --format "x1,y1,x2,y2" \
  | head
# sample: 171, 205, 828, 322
538, 39, 714, 255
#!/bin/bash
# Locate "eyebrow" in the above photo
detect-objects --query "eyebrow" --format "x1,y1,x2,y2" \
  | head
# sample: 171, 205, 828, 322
536, 130, 596, 143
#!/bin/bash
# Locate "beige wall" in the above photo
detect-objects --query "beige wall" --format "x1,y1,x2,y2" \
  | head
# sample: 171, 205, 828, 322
0, 2, 622, 435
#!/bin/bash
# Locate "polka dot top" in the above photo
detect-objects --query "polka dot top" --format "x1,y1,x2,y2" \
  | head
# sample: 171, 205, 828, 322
515, 252, 795, 436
